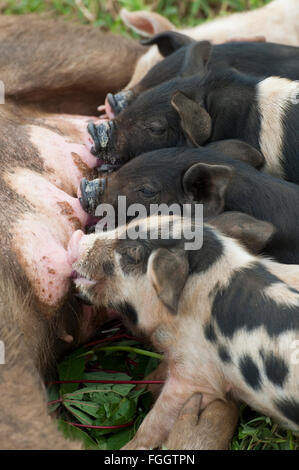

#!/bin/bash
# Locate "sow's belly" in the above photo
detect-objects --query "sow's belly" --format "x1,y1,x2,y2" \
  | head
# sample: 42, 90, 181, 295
2, 109, 102, 309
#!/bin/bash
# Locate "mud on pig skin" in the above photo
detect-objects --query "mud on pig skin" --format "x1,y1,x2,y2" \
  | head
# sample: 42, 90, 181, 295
1, 102, 96, 310
0, 103, 103, 449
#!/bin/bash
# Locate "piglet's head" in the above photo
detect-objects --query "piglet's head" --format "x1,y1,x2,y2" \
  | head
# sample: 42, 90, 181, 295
88, 40, 214, 165
69, 216, 191, 335
105, 90, 135, 117
69, 211, 274, 339
83, 141, 264, 220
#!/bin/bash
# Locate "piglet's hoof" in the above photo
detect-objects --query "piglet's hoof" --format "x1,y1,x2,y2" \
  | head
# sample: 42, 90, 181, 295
165, 396, 239, 450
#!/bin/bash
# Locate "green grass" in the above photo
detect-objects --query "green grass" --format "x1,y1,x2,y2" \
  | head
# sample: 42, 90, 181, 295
4, 0, 297, 451
1, 0, 272, 35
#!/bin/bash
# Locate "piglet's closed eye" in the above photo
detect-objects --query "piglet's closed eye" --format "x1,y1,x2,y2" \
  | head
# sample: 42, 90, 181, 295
148, 248, 189, 314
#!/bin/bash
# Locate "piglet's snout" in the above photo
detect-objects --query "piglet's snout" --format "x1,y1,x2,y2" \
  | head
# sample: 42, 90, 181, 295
67, 229, 84, 265
79, 177, 106, 215
68, 230, 98, 289
87, 120, 115, 156
104, 94, 115, 119
106, 90, 133, 115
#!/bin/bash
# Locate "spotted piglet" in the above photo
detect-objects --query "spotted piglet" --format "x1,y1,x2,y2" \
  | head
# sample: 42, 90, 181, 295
69, 215, 299, 449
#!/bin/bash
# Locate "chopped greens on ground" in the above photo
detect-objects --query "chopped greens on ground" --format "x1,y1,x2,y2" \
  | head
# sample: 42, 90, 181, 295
47, 322, 299, 450
47, 324, 161, 449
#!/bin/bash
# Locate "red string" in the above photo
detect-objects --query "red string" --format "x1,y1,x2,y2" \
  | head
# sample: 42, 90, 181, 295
84, 333, 138, 348
48, 398, 63, 406
49, 320, 162, 431
66, 421, 134, 429
85, 368, 123, 373
48, 379, 164, 385
126, 358, 138, 367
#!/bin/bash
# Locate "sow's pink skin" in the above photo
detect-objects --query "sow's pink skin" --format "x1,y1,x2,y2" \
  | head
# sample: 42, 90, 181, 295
5, 113, 107, 308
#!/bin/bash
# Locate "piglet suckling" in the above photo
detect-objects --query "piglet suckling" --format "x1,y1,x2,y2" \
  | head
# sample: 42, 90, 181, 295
78, 142, 299, 264
71, 215, 299, 449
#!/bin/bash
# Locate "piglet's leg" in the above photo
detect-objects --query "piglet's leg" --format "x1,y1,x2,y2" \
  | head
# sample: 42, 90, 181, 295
122, 377, 196, 450
135, 360, 167, 400
165, 396, 239, 450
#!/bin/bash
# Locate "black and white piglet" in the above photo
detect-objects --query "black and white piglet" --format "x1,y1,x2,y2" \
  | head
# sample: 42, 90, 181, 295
69, 215, 299, 449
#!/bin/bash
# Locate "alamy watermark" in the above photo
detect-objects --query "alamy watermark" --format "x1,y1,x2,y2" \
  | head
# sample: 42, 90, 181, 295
0, 81, 5, 104
94, 196, 203, 250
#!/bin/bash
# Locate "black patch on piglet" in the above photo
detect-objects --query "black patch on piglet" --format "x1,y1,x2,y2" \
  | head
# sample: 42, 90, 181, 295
260, 350, 289, 387
239, 354, 262, 391
188, 226, 223, 274
204, 323, 217, 343
116, 301, 138, 325
218, 345, 231, 363
212, 263, 299, 338
103, 261, 114, 276
274, 397, 299, 428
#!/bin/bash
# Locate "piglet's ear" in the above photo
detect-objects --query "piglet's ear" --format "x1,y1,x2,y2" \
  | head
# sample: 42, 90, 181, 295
183, 163, 233, 217
206, 140, 265, 169
120, 8, 175, 37
171, 91, 212, 146
180, 41, 212, 77
209, 212, 276, 254
141, 31, 193, 57
148, 248, 189, 314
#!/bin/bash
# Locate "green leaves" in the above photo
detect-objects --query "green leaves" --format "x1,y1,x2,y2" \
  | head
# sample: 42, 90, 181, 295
57, 348, 86, 395
105, 426, 136, 450
58, 370, 151, 446
231, 406, 298, 450
48, 339, 158, 449
63, 403, 94, 426
57, 420, 98, 450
